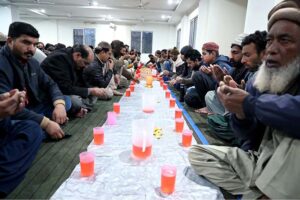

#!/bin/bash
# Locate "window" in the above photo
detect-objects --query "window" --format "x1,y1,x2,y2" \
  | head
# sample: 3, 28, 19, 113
176, 28, 181, 49
189, 16, 198, 48
131, 31, 153, 53
73, 28, 96, 47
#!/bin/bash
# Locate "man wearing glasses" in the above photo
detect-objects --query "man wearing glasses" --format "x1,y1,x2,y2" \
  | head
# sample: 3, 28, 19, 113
42, 44, 106, 117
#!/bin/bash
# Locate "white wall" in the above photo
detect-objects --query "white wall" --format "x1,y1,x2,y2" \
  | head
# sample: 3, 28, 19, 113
176, 15, 189, 48
23, 18, 176, 62
0, 5, 19, 34
244, 0, 283, 33
176, 0, 247, 55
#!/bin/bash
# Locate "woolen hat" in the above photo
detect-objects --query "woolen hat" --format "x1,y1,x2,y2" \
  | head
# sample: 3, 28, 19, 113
202, 42, 219, 52
268, 0, 300, 30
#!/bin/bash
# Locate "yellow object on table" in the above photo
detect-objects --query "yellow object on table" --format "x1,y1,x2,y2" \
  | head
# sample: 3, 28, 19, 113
146, 75, 153, 88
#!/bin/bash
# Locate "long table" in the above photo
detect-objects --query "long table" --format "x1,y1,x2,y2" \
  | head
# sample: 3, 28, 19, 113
51, 80, 223, 200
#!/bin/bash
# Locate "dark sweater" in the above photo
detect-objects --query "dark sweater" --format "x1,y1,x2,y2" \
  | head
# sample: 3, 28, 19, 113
41, 47, 89, 98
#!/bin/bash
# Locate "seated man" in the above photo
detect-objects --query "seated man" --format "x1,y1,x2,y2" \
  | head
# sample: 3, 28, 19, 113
0, 22, 68, 140
170, 49, 201, 90
189, 1, 300, 198
204, 31, 266, 115
159, 49, 173, 81
110, 40, 138, 88
154, 50, 162, 72
145, 54, 156, 67
41, 44, 106, 116
83, 41, 116, 101
162, 47, 184, 79
169, 45, 193, 88
0, 89, 43, 197
184, 42, 232, 108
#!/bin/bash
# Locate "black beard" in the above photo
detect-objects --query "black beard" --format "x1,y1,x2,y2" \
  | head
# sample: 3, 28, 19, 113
230, 60, 243, 69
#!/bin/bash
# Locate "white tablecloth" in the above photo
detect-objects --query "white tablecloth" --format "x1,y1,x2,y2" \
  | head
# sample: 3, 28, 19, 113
51, 81, 224, 200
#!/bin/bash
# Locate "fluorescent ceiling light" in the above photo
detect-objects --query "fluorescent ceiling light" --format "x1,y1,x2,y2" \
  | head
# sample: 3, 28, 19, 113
168, 0, 180, 4
161, 15, 171, 19
28, 9, 47, 16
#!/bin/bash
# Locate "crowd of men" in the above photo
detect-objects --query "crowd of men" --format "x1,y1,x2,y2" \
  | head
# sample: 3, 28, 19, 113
0, 0, 299, 198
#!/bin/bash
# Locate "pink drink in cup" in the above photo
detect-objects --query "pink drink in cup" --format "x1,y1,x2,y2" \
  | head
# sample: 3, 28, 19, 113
125, 89, 131, 97
93, 127, 104, 145
175, 108, 182, 119
175, 118, 184, 133
132, 120, 153, 159
107, 111, 116, 125
165, 90, 170, 99
182, 129, 193, 147
169, 98, 176, 108
130, 84, 135, 92
161, 165, 177, 195
163, 83, 168, 90
113, 103, 120, 114
79, 152, 95, 177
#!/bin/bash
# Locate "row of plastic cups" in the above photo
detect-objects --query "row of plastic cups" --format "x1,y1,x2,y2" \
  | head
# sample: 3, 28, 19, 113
125, 82, 136, 97
174, 108, 193, 147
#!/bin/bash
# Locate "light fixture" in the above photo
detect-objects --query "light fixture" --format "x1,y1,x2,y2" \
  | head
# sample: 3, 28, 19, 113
28, 9, 47, 16
161, 15, 171, 19
92, 1, 98, 6
40, 9, 45, 13
168, 0, 180, 4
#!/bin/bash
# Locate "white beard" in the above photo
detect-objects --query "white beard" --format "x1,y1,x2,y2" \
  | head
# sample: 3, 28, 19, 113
254, 56, 300, 94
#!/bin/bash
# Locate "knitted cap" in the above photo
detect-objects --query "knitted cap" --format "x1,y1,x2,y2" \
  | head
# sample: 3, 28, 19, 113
268, 0, 300, 30
202, 42, 219, 52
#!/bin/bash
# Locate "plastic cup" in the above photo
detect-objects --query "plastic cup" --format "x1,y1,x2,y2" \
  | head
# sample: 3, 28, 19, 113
161, 165, 177, 195
113, 103, 120, 114
107, 111, 116, 125
175, 108, 182, 119
175, 118, 184, 133
169, 98, 176, 108
125, 89, 131, 97
182, 129, 193, 147
165, 90, 170, 99
93, 127, 104, 145
163, 83, 168, 90
79, 152, 95, 177
160, 80, 164, 87
130, 84, 135, 92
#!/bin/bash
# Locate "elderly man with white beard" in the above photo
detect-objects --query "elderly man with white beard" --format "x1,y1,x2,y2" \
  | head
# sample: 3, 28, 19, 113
188, 0, 300, 199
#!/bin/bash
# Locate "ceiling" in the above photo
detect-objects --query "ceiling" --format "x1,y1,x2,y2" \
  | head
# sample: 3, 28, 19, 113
0, 0, 200, 25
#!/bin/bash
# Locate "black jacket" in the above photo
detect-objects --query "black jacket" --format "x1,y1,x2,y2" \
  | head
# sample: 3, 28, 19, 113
0, 45, 64, 123
83, 56, 113, 88
41, 48, 89, 98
